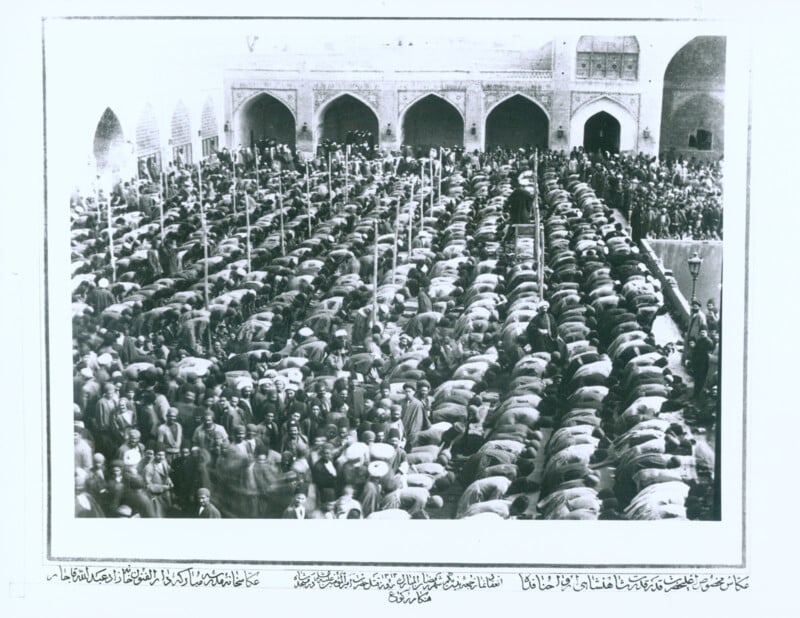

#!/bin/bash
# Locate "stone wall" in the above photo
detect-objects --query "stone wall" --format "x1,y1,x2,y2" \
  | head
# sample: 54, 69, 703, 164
639, 238, 691, 330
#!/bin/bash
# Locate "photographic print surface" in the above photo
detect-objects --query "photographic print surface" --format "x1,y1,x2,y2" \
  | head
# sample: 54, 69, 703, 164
44, 15, 747, 566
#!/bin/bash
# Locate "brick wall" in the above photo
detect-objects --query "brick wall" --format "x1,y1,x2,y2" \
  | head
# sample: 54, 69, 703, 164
171, 101, 192, 146
200, 98, 218, 139
135, 104, 160, 156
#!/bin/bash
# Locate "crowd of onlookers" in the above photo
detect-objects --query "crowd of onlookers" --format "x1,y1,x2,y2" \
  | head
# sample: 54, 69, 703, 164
71, 143, 718, 520
556, 149, 724, 241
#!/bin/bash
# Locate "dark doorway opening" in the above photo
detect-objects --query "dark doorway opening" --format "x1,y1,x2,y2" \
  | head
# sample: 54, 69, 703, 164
240, 93, 296, 151
485, 95, 549, 150
320, 94, 379, 148
583, 111, 621, 154
402, 95, 464, 154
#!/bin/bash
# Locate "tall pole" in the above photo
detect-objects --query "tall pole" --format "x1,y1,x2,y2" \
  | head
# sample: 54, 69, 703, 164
430, 155, 434, 215
419, 167, 424, 236
254, 145, 259, 194
106, 196, 116, 283
372, 219, 379, 327
199, 163, 214, 353
231, 150, 237, 215
344, 145, 349, 201
438, 149, 443, 205
392, 197, 399, 285
533, 191, 540, 271
407, 179, 414, 255
159, 172, 166, 242
328, 151, 333, 213
278, 174, 286, 257
245, 167, 252, 273
534, 149, 544, 299
198, 163, 209, 315
305, 161, 312, 236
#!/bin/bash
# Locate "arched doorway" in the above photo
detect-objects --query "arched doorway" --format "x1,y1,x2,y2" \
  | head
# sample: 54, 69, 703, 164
583, 111, 621, 154
485, 95, 549, 150
319, 94, 379, 148
402, 94, 464, 154
660, 36, 726, 161
93, 108, 126, 176
239, 92, 296, 151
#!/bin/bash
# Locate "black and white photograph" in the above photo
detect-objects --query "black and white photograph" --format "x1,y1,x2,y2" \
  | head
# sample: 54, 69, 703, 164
2, 1, 797, 615
55, 17, 733, 525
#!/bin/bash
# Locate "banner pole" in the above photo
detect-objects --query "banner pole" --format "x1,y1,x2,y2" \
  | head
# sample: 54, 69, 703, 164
372, 219, 379, 327
106, 195, 116, 283
305, 161, 312, 236
231, 150, 237, 215
158, 156, 166, 243
245, 163, 252, 273
328, 151, 333, 213
198, 162, 209, 315
279, 174, 286, 257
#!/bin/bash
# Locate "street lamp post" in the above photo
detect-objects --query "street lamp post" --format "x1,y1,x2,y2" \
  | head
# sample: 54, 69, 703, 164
687, 252, 703, 304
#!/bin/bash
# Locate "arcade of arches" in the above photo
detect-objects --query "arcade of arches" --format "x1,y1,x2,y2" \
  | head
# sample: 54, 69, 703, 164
89, 35, 727, 182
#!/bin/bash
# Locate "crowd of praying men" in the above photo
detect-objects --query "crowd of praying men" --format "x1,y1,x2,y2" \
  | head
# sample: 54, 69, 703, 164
71, 143, 718, 520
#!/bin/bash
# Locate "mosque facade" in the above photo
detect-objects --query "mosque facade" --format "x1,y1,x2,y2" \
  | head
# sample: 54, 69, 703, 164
86, 34, 725, 187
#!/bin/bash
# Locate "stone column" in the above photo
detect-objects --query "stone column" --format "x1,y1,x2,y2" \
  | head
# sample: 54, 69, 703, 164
296, 79, 315, 156
463, 82, 483, 152
636, 47, 667, 158
377, 82, 399, 152
550, 36, 574, 153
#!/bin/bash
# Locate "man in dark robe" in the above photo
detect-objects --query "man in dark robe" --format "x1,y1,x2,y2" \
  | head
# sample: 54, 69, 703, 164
527, 301, 558, 353
400, 382, 429, 450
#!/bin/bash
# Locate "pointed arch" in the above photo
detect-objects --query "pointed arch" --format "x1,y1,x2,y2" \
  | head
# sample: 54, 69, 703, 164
401, 93, 464, 152
200, 97, 219, 138
170, 100, 193, 164
135, 103, 160, 156
316, 93, 380, 147
484, 92, 550, 121
663, 36, 726, 86
200, 97, 220, 158
399, 91, 465, 123
583, 111, 621, 154
484, 93, 550, 150
570, 96, 638, 153
660, 36, 726, 160
237, 91, 297, 150
93, 107, 126, 174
